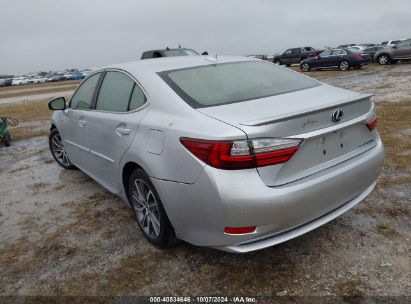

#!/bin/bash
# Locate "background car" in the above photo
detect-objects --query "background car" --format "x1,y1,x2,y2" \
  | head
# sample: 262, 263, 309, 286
48, 74, 67, 82
300, 48, 370, 72
337, 43, 357, 48
141, 48, 199, 59
66, 72, 86, 80
273, 47, 317, 66
363, 46, 385, 62
347, 45, 367, 52
381, 39, 405, 47
374, 38, 411, 64
0, 78, 13, 87
11, 76, 30, 85
29, 76, 47, 84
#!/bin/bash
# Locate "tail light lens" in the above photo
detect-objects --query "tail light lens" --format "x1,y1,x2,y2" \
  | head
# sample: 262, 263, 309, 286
354, 53, 362, 59
224, 226, 256, 234
180, 137, 303, 170
367, 116, 377, 131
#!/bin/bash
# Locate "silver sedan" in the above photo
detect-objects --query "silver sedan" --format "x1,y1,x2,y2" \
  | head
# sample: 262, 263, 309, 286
48, 56, 384, 253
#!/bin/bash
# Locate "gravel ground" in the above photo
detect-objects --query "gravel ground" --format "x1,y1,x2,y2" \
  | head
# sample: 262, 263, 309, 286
0, 64, 410, 300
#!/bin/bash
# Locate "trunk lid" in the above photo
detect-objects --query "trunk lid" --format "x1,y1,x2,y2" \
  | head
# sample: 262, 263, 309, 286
197, 84, 377, 186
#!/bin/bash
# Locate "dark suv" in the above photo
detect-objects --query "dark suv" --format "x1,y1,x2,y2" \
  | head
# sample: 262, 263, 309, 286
141, 48, 199, 59
273, 47, 318, 66
374, 39, 411, 65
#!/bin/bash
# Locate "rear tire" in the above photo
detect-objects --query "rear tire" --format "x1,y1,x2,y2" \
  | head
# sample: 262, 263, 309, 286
339, 60, 350, 71
274, 59, 281, 65
378, 54, 390, 65
128, 168, 177, 248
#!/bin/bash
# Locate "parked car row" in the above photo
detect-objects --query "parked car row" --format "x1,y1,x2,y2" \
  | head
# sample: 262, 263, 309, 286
1, 71, 88, 87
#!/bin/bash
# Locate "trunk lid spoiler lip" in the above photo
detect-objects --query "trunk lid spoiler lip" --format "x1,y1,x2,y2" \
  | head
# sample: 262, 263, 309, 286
238, 93, 374, 127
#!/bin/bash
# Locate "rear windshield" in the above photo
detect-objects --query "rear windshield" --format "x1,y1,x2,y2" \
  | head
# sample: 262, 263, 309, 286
159, 61, 320, 108
163, 49, 198, 57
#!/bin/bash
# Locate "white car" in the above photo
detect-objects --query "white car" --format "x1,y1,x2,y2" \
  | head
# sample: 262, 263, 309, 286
11, 76, 30, 85
381, 39, 405, 47
29, 76, 47, 84
348, 45, 367, 52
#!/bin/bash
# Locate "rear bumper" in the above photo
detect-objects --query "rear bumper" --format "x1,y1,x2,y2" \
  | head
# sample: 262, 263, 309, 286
152, 136, 384, 252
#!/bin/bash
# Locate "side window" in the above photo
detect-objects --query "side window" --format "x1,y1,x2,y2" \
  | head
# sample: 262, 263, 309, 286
291, 48, 301, 55
129, 85, 146, 110
320, 50, 332, 57
284, 49, 292, 55
96, 72, 135, 112
331, 50, 344, 56
396, 40, 411, 48
70, 73, 101, 109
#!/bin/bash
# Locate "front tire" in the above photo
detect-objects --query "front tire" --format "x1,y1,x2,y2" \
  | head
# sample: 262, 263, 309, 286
49, 129, 76, 169
378, 54, 390, 65
274, 59, 281, 65
128, 168, 177, 248
339, 60, 350, 71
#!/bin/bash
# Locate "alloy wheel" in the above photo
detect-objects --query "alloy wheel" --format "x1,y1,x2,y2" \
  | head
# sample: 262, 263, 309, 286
340, 61, 349, 71
131, 179, 161, 239
301, 63, 310, 72
51, 133, 71, 167
379, 55, 388, 65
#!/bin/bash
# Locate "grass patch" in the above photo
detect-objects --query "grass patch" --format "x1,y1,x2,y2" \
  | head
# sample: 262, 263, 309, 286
0, 86, 77, 99
0, 99, 51, 140
376, 100, 411, 174
0, 80, 80, 92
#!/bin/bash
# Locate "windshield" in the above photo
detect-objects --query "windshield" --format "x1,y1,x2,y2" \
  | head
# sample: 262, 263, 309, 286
160, 61, 320, 108
163, 49, 198, 57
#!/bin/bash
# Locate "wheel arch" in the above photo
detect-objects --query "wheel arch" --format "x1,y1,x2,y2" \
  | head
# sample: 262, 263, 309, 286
122, 161, 145, 204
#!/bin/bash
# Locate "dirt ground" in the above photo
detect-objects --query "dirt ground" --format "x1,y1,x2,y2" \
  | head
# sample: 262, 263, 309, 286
0, 64, 410, 299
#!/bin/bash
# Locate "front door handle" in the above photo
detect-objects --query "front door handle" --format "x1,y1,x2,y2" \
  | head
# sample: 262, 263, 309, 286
115, 127, 131, 136
79, 120, 87, 127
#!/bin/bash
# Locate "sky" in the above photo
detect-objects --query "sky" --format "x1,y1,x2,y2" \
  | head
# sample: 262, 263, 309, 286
0, 0, 410, 74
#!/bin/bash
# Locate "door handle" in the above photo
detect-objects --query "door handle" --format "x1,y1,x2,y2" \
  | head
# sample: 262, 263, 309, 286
115, 127, 131, 136
79, 120, 87, 127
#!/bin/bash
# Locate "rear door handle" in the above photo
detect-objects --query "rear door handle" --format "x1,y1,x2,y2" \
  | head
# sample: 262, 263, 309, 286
115, 127, 131, 136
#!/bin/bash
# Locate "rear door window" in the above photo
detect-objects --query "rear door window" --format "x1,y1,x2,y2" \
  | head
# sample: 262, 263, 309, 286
96, 72, 135, 112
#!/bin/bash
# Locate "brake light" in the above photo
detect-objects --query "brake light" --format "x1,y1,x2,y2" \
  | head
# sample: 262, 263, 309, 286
180, 137, 303, 170
354, 53, 362, 59
367, 117, 377, 131
224, 226, 256, 234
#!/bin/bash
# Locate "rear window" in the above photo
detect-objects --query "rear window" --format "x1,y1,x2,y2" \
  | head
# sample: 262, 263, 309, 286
163, 49, 198, 57
159, 61, 320, 108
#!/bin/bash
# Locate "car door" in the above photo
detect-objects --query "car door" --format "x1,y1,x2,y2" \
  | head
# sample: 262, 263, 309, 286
61, 72, 102, 170
282, 49, 293, 64
393, 39, 411, 59
314, 50, 333, 68
330, 49, 346, 66
290, 48, 302, 63
85, 70, 149, 191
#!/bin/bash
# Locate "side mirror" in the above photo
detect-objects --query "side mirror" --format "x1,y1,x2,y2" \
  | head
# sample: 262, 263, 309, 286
48, 97, 66, 111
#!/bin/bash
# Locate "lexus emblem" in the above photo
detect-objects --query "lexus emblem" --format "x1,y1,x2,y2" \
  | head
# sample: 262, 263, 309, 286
332, 110, 344, 122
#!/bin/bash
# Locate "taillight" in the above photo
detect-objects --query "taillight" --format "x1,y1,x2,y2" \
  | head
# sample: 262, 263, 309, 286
180, 137, 303, 170
354, 53, 362, 59
367, 116, 377, 131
